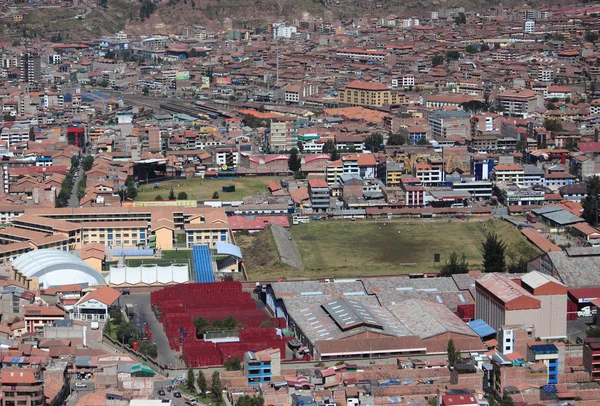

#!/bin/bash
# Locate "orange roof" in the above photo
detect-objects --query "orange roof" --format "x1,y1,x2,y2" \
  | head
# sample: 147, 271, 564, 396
24, 305, 65, 317
572, 222, 600, 237
308, 178, 329, 188
494, 164, 523, 171
345, 80, 388, 91
1, 368, 38, 384
76, 286, 120, 306
521, 228, 562, 253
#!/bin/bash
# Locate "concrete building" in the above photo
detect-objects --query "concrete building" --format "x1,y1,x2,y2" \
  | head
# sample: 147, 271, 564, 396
428, 111, 471, 139
583, 338, 600, 381
492, 164, 524, 185
269, 118, 298, 152
524, 20, 535, 34
307, 179, 330, 212
475, 272, 566, 339
498, 324, 536, 356
20, 52, 41, 84
496, 90, 541, 118
243, 348, 281, 386
527, 343, 561, 384
1, 368, 44, 406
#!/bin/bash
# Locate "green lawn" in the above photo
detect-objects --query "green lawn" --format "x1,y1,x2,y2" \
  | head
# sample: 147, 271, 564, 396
136, 177, 284, 201
274, 219, 541, 278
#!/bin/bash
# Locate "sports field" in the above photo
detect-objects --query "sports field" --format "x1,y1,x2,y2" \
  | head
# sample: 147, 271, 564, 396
283, 219, 540, 278
136, 177, 283, 202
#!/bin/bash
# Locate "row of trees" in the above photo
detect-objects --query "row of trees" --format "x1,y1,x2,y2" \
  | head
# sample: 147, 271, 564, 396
185, 369, 232, 405
106, 308, 158, 358
194, 316, 239, 337
441, 232, 528, 276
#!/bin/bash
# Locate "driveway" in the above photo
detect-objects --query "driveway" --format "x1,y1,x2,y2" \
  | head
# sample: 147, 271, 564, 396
120, 293, 181, 369
68, 167, 84, 208
270, 224, 303, 270
567, 316, 594, 343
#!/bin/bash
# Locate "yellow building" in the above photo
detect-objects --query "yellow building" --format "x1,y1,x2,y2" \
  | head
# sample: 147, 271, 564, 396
339, 80, 407, 107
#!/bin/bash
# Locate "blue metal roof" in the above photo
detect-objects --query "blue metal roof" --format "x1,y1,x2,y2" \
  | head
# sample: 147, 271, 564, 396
467, 319, 496, 338
215, 242, 242, 260
530, 344, 558, 355
192, 245, 215, 283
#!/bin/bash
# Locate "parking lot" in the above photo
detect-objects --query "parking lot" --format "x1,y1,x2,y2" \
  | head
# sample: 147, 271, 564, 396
567, 316, 594, 344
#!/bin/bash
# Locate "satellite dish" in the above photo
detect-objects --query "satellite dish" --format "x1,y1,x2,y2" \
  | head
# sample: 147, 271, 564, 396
221, 164, 228, 171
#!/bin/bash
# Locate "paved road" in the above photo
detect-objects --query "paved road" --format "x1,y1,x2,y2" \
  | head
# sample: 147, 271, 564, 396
270, 224, 303, 270
120, 293, 181, 369
68, 167, 84, 208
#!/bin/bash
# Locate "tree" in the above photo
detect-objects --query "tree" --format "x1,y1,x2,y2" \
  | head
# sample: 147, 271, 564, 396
223, 357, 242, 371
71, 155, 80, 168
516, 140, 526, 151
297, 141, 304, 152
186, 368, 196, 392
212, 191, 219, 199
168, 187, 176, 200
507, 257, 528, 273
194, 317, 210, 337
155, 195, 164, 201
446, 50, 460, 60
582, 175, 600, 225
177, 191, 188, 200
482, 232, 506, 273
211, 371, 223, 403
125, 176, 137, 200
105, 318, 112, 335
544, 118, 563, 132
447, 339, 460, 367
142, 86, 149, 96
417, 137, 430, 145
387, 132, 407, 146
82, 156, 94, 171
432, 55, 444, 66
109, 307, 124, 325
197, 370, 207, 395
322, 139, 335, 154
237, 395, 265, 406
465, 45, 478, 54
499, 393, 515, 406
138, 340, 158, 358
454, 12, 466, 25
547, 102, 557, 110
223, 316, 237, 329
364, 134, 383, 152
480, 43, 490, 52
287, 147, 302, 173
587, 327, 600, 337
116, 322, 136, 346
586, 31, 599, 43
259, 319, 276, 328
461, 100, 487, 113
440, 251, 469, 276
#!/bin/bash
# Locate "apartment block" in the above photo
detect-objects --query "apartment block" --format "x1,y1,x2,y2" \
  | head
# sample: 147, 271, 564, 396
244, 348, 281, 386
308, 179, 330, 212
583, 338, 600, 381
1, 368, 44, 406
496, 90, 541, 118
527, 343, 562, 384
492, 164, 525, 185
269, 118, 298, 152
338, 80, 407, 108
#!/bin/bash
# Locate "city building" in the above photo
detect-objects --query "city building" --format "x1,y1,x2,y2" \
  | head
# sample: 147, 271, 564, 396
243, 348, 281, 386
338, 81, 407, 108
307, 179, 330, 212
1, 368, 44, 406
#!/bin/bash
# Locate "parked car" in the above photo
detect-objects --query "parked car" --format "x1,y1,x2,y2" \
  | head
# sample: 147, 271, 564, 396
158, 389, 165, 396
174, 392, 182, 398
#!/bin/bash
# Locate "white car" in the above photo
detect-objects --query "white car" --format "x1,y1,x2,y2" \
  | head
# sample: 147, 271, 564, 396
75, 382, 87, 388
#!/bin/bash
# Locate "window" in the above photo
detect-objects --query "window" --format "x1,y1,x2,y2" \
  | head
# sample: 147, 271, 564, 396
505, 346, 510, 351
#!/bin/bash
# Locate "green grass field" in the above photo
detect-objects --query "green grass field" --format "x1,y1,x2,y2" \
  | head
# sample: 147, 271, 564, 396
136, 177, 283, 201
236, 230, 297, 281
278, 219, 540, 278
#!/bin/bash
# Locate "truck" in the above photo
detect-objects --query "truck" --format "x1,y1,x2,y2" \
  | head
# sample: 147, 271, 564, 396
91, 321, 99, 330
526, 212, 537, 223
577, 306, 596, 318
125, 303, 135, 318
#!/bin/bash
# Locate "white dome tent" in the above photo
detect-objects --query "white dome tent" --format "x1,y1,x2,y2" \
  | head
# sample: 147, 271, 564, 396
12, 249, 106, 288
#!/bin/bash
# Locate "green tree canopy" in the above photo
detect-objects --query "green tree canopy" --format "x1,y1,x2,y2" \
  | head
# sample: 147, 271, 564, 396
287, 148, 302, 173
177, 191, 188, 200
447, 339, 460, 367
237, 395, 265, 406
186, 367, 196, 392
481, 232, 506, 273
364, 134, 383, 152
439, 251, 469, 277
211, 371, 223, 403
197, 370, 207, 395
168, 187, 176, 200
582, 175, 600, 225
